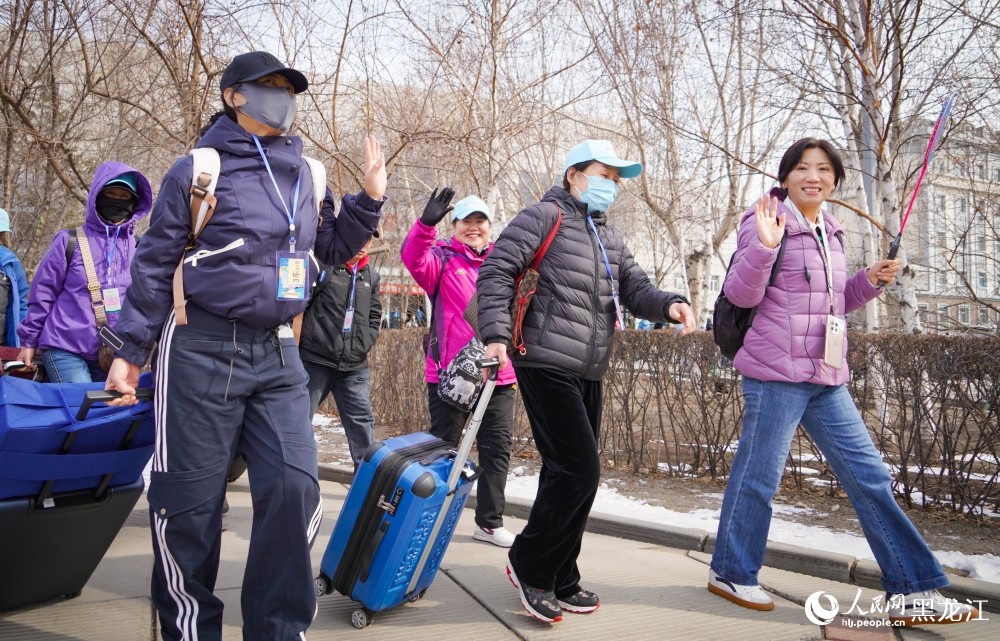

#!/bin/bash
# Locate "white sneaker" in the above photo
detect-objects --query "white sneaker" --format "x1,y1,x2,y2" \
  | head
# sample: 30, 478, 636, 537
887, 590, 979, 626
473, 526, 515, 547
707, 569, 774, 611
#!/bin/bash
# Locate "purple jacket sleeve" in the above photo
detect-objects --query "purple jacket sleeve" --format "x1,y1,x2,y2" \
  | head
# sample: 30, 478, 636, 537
17, 231, 71, 349
844, 268, 881, 314
314, 189, 383, 267
112, 166, 192, 365
723, 216, 780, 308
399, 219, 444, 293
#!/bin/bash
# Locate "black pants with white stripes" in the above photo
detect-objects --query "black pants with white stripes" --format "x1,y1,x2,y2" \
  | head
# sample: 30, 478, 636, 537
147, 304, 322, 641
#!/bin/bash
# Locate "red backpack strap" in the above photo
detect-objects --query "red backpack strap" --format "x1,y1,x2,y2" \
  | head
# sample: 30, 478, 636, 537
529, 205, 562, 269
509, 205, 562, 355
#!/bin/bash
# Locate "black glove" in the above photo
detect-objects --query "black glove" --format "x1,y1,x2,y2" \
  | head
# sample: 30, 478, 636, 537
420, 187, 456, 226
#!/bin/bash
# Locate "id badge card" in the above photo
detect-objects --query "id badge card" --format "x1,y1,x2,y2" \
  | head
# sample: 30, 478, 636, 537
823, 314, 845, 369
612, 292, 625, 330
102, 287, 122, 312
276, 251, 310, 301
342, 307, 355, 333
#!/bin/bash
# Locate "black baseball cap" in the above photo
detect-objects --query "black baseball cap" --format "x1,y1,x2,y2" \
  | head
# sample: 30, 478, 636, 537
220, 52, 309, 94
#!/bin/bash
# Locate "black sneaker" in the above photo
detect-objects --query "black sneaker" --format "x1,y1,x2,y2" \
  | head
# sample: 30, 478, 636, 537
557, 588, 600, 614
506, 562, 562, 623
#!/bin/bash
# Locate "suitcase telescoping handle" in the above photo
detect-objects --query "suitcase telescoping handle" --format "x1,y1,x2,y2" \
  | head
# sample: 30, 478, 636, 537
404, 358, 500, 597
33, 388, 156, 509
76, 388, 155, 421
444, 358, 500, 493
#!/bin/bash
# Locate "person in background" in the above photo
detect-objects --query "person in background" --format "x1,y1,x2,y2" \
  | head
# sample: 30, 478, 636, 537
0, 209, 28, 348
401, 190, 519, 548
101, 51, 383, 640
477, 140, 696, 623
17, 166, 152, 382
708, 137, 977, 627
299, 236, 381, 472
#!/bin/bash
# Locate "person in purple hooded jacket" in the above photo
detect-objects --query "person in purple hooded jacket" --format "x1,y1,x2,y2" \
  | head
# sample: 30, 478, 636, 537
708, 138, 978, 626
101, 52, 383, 641
17, 163, 152, 382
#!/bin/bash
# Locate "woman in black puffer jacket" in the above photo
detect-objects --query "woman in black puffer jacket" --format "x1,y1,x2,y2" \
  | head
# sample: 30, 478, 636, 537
477, 140, 696, 623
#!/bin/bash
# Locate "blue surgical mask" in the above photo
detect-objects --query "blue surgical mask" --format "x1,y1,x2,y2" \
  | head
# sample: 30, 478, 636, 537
574, 174, 618, 212
235, 82, 297, 132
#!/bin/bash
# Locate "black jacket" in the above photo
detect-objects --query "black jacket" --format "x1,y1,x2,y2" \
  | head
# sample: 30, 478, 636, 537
299, 261, 381, 371
477, 187, 686, 380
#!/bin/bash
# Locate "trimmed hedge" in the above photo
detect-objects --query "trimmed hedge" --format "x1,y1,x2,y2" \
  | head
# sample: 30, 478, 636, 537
362, 329, 999, 517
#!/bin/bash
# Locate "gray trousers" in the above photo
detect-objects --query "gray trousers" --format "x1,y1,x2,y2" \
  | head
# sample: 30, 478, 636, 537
303, 362, 375, 470
147, 305, 322, 641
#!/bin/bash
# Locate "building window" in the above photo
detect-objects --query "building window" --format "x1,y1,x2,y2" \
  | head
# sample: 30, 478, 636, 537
978, 306, 991, 326
978, 271, 988, 289
958, 304, 970, 325
977, 164, 986, 180
674, 274, 685, 290
937, 304, 950, 323
937, 271, 948, 291
709, 275, 720, 291
936, 231, 947, 249
917, 303, 929, 326
994, 167, 1000, 182
935, 194, 946, 214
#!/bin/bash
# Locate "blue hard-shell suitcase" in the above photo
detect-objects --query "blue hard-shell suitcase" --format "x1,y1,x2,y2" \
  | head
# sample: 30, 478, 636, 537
316, 361, 499, 629
0, 375, 155, 611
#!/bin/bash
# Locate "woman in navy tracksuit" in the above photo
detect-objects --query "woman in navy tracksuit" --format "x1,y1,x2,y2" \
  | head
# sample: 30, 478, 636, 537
103, 52, 384, 641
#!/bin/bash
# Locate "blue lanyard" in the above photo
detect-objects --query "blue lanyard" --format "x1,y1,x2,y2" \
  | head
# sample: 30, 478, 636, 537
347, 264, 359, 308
252, 134, 302, 252
587, 216, 625, 328
104, 225, 122, 286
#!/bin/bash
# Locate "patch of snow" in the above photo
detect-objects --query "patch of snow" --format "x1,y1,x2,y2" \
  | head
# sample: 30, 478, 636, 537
503, 474, 1000, 585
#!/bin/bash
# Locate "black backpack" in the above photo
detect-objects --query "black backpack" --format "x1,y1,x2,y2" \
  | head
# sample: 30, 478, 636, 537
713, 231, 788, 360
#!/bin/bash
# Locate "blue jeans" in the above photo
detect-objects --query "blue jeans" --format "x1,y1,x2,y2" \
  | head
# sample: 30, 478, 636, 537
711, 377, 948, 594
43, 347, 106, 383
304, 362, 375, 470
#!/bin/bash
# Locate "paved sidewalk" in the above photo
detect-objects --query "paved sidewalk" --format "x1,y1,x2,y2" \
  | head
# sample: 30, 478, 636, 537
1, 474, 996, 640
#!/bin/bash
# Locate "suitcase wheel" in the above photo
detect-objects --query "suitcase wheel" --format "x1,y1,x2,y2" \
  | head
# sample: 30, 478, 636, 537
407, 589, 427, 603
313, 575, 331, 598
351, 608, 374, 629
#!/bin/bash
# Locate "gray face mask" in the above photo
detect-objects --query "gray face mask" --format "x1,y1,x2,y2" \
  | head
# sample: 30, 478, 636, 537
235, 82, 296, 132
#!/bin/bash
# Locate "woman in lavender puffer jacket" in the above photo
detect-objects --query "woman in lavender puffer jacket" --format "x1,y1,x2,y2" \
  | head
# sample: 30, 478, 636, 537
708, 138, 978, 627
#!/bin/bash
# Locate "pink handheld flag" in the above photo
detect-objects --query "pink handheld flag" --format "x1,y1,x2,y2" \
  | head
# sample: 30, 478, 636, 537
878, 95, 954, 286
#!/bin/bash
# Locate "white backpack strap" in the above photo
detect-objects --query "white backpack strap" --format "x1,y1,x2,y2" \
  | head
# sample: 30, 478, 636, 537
302, 156, 326, 214
173, 148, 221, 326
189, 148, 221, 234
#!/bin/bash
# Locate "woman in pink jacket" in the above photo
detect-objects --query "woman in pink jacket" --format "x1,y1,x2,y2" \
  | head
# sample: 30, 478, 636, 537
401, 188, 518, 547
708, 138, 977, 626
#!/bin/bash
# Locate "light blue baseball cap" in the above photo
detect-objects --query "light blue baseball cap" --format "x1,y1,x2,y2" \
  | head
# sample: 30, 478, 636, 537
0, 209, 9, 234
103, 173, 139, 197
451, 195, 492, 222
563, 139, 642, 179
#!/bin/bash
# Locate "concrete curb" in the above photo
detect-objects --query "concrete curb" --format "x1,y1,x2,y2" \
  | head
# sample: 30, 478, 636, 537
317, 462, 1000, 612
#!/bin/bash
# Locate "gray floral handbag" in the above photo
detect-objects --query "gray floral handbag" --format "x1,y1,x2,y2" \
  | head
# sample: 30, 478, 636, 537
437, 338, 487, 412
